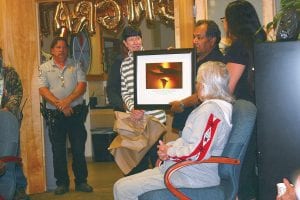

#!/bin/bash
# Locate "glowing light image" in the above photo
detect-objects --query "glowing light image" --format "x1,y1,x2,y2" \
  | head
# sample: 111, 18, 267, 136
146, 62, 182, 89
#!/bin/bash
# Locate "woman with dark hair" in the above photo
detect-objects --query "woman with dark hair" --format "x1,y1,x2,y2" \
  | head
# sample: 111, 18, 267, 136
223, 0, 266, 102
222, 1, 267, 199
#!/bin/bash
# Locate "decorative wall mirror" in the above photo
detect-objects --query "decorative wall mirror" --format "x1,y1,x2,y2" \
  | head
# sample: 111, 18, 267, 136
71, 30, 92, 73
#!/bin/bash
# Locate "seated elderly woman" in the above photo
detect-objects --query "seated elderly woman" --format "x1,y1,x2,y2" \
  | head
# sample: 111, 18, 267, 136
113, 61, 235, 200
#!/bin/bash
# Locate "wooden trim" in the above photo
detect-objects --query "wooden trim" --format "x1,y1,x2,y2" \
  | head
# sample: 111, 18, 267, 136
262, 0, 276, 40
36, 0, 73, 3
174, 0, 194, 48
0, 0, 46, 194
195, 0, 207, 21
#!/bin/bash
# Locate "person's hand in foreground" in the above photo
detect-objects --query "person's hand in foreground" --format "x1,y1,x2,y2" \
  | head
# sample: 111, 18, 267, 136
276, 178, 296, 200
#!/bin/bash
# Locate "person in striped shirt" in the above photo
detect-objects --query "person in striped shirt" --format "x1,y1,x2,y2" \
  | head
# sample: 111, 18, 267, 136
120, 26, 166, 175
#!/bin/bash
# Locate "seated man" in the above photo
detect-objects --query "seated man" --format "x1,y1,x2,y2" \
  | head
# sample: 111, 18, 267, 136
170, 20, 224, 133
113, 61, 234, 199
0, 49, 29, 200
0, 111, 25, 200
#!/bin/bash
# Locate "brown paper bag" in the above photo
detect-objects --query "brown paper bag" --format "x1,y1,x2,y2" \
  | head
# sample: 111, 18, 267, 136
109, 111, 166, 174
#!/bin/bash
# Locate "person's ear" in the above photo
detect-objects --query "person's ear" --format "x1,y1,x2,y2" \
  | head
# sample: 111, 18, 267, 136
209, 37, 217, 46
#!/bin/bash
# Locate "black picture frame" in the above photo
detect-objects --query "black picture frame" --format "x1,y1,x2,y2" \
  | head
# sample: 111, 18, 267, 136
134, 48, 195, 110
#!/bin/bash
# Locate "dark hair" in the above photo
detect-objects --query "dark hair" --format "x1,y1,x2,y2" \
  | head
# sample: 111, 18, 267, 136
122, 26, 142, 41
195, 20, 221, 48
50, 37, 69, 49
225, 0, 266, 49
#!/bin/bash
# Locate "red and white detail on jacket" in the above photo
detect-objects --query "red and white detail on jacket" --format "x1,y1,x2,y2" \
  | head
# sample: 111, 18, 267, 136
170, 114, 221, 162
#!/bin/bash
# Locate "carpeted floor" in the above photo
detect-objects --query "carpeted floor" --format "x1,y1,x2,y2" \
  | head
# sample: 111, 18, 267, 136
30, 161, 123, 200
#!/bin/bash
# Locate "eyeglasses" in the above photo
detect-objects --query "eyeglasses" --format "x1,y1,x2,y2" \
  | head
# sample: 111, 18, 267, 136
220, 17, 226, 23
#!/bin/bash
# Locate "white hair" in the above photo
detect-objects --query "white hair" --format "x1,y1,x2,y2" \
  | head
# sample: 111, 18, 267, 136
196, 61, 234, 103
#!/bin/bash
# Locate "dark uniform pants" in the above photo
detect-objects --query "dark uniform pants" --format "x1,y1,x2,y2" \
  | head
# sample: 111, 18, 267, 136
48, 109, 88, 186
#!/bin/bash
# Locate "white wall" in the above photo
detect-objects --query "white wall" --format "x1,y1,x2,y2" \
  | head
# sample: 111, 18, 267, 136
206, 0, 264, 38
140, 19, 175, 50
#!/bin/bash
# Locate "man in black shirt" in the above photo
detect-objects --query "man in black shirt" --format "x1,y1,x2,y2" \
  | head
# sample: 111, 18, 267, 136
171, 20, 224, 131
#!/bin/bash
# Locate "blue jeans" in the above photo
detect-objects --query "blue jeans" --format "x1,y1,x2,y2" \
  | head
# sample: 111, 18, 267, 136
15, 156, 27, 189
0, 111, 27, 199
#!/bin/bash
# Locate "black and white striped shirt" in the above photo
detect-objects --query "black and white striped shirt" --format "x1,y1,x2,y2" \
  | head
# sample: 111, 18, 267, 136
120, 53, 166, 124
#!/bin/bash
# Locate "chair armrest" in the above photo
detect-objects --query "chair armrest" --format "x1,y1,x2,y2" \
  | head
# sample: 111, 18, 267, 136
0, 161, 5, 176
164, 157, 240, 200
155, 159, 163, 167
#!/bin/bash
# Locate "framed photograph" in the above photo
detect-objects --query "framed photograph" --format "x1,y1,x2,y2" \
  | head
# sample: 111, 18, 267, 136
134, 48, 195, 110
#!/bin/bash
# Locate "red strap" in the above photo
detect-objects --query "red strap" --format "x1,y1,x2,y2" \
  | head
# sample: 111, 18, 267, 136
171, 113, 220, 162
0, 156, 22, 166
196, 114, 220, 161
